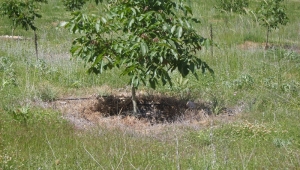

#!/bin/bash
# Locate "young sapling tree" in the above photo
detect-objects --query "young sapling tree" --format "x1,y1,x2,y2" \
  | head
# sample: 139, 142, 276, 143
64, 0, 213, 115
0, 0, 48, 59
256, 0, 288, 49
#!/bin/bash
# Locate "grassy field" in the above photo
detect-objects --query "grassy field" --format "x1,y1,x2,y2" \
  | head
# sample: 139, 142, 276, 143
0, 0, 299, 169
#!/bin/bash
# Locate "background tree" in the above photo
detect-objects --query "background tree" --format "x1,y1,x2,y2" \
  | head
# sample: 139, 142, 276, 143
63, 0, 103, 11
64, 0, 213, 114
215, 0, 249, 14
256, 0, 288, 49
63, 0, 87, 11
0, 0, 48, 59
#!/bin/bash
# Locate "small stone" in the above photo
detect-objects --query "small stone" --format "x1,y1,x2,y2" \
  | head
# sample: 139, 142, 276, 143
55, 159, 60, 165
186, 101, 196, 109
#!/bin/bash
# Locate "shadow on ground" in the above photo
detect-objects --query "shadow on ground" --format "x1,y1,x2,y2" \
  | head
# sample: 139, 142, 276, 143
95, 95, 211, 124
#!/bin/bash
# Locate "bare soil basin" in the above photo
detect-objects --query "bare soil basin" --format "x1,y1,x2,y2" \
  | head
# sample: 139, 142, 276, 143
36, 90, 246, 138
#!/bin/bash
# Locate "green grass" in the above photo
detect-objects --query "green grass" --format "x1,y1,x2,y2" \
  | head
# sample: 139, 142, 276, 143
1, 0, 300, 169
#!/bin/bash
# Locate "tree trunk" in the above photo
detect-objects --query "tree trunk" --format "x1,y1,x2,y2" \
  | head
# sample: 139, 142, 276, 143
210, 24, 214, 58
265, 27, 270, 49
131, 86, 138, 115
34, 30, 38, 60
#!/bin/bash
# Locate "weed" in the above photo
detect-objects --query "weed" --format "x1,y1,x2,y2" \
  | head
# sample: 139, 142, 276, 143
7, 105, 30, 124
34, 59, 57, 76
229, 121, 273, 140
0, 56, 17, 90
273, 138, 291, 148
281, 81, 299, 94
209, 94, 225, 115
233, 74, 254, 89
37, 83, 58, 102
69, 80, 83, 88
197, 130, 212, 146
223, 74, 254, 90
171, 76, 191, 100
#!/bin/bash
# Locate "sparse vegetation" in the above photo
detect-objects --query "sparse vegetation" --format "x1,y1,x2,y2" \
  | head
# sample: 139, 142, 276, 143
0, 0, 299, 169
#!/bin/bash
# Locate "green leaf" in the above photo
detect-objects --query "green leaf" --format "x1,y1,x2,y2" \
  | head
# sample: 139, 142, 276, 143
149, 78, 157, 89
59, 21, 68, 27
161, 76, 167, 85
140, 42, 148, 56
184, 6, 193, 15
178, 61, 189, 77
162, 24, 168, 31
171, 25, 176, 34
191, 18, 201, 23
183, 79, 189, 86
92, 53, 104, 67
116, 47, 123, 54
134, 78, 139, 87
131, 76, 139, 87
177, 26, 183, 38
101, 17, 106, 23
189, 62, 195, 73
105, 56, 113, 64
130, 7, 136, 15
184, 19, 191, 28
159, 56, 163, 63
178, 18, 184, 26
70, 45, 81, 55
167, 39, 176, 48
128, 18, 135, 28
171, 49, 178, 59
150, 51, 157, 58
95, 21, 100, 32
121, 65, 135, 76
